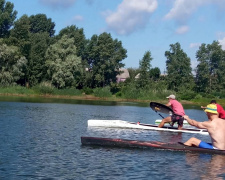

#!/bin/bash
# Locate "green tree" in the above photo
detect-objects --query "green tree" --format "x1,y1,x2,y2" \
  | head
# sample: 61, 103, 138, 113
195, 41, 225, 93
0, 0, 17, 38
57, 25, 86, 58
84, 32, 127, 87
28, 32, 51, 86
149, 67, 160, 81
29, 14, 55, 37
45, 35, 82, 88
8, 15, 31, 58
165, 42, 194, 91
127, 67, 139, 81
137, 51, 152, 88
0, 40, 27, 86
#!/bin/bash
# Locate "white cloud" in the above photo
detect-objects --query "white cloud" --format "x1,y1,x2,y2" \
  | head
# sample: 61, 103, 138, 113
104, 0, 158, 35
191, 60, 198, 71
217, 32, 225, 50
164, 0, 225, 34
72, 15, 84, 22
39, 0, 76, 9
219, 37, 225, 50
66, 15, 84, 27
216, 32, 225, 39
164, 0, 207, 24
189, 43, 201, 49
164, 0, 225, 24
175, 25, 189, 34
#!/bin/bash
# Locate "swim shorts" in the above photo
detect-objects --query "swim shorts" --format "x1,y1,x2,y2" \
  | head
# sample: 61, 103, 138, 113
171, 114, 184, 127
199, 141, 217, 149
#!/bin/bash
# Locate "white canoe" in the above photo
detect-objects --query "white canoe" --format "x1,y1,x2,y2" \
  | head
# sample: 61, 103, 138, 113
87, 120, 208, 135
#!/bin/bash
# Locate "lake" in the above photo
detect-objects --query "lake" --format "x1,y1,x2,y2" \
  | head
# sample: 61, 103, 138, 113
0, 96, 225, 180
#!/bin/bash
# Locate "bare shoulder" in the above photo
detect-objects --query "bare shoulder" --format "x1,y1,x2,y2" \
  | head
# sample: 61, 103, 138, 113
213, 117, 225, 122
210, 118, 225, 127
215, 118, 225, 124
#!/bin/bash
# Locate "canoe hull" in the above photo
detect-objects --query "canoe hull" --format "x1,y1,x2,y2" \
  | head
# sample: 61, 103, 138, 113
87, 120, 208, 135
81, 136, 225, 155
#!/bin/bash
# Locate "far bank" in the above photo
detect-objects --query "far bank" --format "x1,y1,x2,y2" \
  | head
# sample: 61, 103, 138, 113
0, 92, 225, 107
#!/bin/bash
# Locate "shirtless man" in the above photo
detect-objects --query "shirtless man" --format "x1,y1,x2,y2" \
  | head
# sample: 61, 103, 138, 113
184, 104, 225, 150
158, 94, 185, 130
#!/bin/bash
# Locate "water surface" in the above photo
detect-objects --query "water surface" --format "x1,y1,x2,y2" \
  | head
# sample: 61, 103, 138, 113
0, 96, 224, 180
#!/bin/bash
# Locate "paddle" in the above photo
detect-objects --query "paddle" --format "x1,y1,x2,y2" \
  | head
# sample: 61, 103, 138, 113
149, 102, 174, 119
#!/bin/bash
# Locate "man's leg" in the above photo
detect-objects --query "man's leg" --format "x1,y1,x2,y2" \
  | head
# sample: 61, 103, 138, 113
158, 116, 171, 128
177, 125, 183, 130
177, 117, 184, 130
184, 137, 201, 147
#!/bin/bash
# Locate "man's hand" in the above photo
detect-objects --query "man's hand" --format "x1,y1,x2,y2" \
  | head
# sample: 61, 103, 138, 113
183, 115, 190, 120
183, 115, 192, 125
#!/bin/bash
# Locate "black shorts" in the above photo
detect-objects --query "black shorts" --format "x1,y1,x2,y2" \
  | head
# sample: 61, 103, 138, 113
171, 114, 184, 127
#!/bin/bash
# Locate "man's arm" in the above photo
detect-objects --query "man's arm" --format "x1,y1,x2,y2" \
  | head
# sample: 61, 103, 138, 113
166, 102, 171, 107
183, 115, 209, 129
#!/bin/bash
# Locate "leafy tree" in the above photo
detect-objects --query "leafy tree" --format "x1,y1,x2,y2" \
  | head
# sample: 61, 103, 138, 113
137, 51, 152, 88
29, 14, 55, 37
57, 25, 86, 58
0, 0, 17, 38
9, 14, 56, 87
28, 32, 51, 86
0, 40, 27, 86
83, 34, 98, 70
195, 43, 210, 93
165, 42, 194, 91
195, 41, 225, 93
127, 68, 139, 81
149, 67, 160, 81
8, 15, 31, 58
45, 35, 83, 88
84, 32, 127, 87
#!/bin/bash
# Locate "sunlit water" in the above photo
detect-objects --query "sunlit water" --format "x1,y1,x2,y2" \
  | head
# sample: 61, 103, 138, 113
0, 96, 225, 180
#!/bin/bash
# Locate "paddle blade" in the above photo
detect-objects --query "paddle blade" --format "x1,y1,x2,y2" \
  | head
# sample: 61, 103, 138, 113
150, 102, 174, 115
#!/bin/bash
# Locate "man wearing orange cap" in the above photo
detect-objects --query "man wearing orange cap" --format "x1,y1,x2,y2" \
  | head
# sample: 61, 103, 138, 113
184, 104, 225, 150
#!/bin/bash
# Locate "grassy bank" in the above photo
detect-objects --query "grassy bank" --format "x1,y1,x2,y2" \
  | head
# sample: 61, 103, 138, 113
0, 85, 225, 106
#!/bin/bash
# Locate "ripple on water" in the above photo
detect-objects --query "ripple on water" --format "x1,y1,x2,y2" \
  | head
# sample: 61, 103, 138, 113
0, 100, 224, 179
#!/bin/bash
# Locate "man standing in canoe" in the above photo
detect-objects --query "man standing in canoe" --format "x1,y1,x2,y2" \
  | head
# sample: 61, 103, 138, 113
184, 104, 225, 150
158, 94, 185, 130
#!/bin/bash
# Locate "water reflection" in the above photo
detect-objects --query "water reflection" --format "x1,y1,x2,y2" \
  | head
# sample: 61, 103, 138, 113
1, 98, 224, 179
185, 153, 225, 179
204, 155, 225, 179
0, 95, 148, 107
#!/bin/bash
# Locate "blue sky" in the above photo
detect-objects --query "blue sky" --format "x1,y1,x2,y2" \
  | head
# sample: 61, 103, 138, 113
8, 0, 225, 73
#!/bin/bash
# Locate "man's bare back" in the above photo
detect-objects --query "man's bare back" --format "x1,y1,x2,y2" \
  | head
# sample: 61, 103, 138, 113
206, 118, 225, 150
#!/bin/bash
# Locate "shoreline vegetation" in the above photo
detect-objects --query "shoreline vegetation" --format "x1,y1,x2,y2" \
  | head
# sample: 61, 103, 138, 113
1, 86, 225, 106
1, 1, 225, 109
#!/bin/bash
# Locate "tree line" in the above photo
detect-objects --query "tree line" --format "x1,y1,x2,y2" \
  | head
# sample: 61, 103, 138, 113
1, 0, 225, 100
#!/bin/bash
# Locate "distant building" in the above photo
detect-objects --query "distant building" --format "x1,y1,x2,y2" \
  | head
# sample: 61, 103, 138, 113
116, 68, 130, 82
